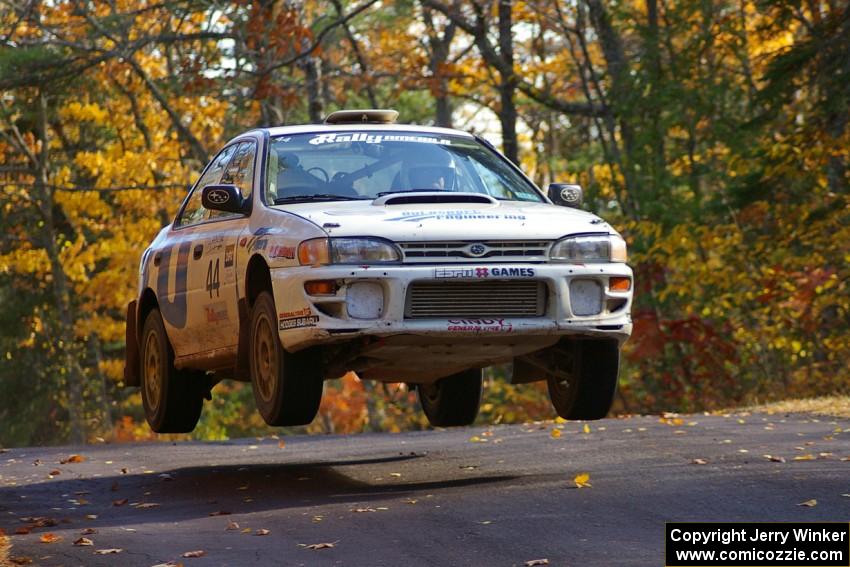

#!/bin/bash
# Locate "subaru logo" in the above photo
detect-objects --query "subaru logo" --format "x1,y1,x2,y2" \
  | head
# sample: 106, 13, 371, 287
468, 243, 487, 257
208, 189, 230, 204
560, 187, 580, 203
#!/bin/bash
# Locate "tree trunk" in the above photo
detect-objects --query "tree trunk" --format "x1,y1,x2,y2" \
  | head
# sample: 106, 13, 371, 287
34, 92, 87, 445
497, 0, 518, 164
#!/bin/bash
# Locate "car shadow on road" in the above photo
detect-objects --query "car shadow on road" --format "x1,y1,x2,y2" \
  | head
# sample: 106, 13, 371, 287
0, 453, 519, 533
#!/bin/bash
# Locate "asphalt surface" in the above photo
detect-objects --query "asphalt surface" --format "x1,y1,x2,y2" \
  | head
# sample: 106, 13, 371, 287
1, 412, 848, 566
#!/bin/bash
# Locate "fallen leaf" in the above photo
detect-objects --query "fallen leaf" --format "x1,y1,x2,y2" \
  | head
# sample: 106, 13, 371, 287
692, 459, 708, 465
60, 455, 86, 464
797, 499, 817, 507
134, 503, 160, 509
390, 472, 402, 477
81, 528, 97, 535
48, 470, 61, 476
793, 454, 816, 461
278, 440, 286, 449
525, 560, 550, 566
73, 537, 94, 547
301, 542, 336, 550
150, 563, 181, 567
209, 511, 231, 516
550, 429, 562, 439
112, 499, 128, 506
574, 472, 592, 488
226, 521, 240, 530
85, 515, 98, 521
763, 455, 786, 463
9, 557, 33, 565
39, 533, 62, 544
405, 499, 418, 504
182, 550, 206, 558
255, 529, 270, 536
14, 527, 31, 535
468, 436, 486, 443
583, 424, 590, 434
120, 467, 129, 474
94, 548, 123, 555
352, 508, 377, 513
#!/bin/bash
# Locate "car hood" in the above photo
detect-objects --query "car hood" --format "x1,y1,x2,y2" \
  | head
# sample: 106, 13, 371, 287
272, 198, 617, 241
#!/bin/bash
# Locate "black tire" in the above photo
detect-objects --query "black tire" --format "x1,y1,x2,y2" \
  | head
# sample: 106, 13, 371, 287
547, 339, 620, 420
249, 291, 323, 426
418, 368, 483, 427
140, 309, 204, 433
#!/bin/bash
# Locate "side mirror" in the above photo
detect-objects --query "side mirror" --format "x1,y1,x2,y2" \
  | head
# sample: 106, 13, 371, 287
202, 184, 245, 214
548, 183, 583, 208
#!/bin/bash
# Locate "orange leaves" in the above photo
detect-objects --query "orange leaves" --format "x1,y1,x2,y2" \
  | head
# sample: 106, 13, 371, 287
38, 533, 61, 544
59, 454, 85, 464
573, 472, 592, 488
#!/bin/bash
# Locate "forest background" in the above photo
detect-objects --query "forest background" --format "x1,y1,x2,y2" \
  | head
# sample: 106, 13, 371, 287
0, 0, 847, 446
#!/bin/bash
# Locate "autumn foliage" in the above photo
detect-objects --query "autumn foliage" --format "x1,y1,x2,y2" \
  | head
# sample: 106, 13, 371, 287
0, 0, 847, 446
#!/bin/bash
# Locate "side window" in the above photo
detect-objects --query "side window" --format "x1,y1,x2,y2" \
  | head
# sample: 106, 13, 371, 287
176, 144, 238, 227
221, 141, 256, 199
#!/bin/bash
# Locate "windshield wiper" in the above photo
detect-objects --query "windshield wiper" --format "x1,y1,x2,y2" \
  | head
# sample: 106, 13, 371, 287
274, 194, 370, 204
375, 189, 454, 197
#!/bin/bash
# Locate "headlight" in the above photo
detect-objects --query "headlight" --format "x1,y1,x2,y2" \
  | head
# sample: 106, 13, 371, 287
298, 237, 400, 265
550, 234, 627, 263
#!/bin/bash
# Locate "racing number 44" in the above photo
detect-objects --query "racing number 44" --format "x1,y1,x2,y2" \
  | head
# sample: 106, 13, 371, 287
206, 258, 220, 298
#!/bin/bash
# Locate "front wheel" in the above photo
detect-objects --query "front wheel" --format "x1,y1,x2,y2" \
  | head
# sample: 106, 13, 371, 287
547, 339, 620, 421
140, 309, 205, 433
418, 368, 483, 427
249, 291, 323, 426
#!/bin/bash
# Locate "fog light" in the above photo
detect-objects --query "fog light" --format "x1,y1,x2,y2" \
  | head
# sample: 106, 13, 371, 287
346, 282, 384, 319
304, 280, 338, 295
570, 279, 603, 316
609, 277, 631, 291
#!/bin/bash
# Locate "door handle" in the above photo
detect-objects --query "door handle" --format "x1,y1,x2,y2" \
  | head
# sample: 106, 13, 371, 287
193, 245, 204, 260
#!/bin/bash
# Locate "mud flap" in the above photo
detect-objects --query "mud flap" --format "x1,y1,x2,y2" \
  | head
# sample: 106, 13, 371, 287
123, 300, 140, 387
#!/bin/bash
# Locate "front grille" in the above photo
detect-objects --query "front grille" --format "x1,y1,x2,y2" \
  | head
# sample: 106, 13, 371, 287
399, 240, 550, 263
405, 280, 546, 318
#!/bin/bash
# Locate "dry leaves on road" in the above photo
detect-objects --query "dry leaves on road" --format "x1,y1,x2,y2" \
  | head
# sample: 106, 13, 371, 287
81, 528, 97, 535
181, 550, 206, 558
550, 429, 562, 439
94, 548, 123, 555
798, 499, 818, 507
525, 559, 549, 566
583, 424, 591, 434
574, 472, 592, 488
38, 533, 61, 544
763, 455, 786, 463
73, 537, 93, 546
300, 542, 337, 550
692, 459, 708, 465
134, 503, 160, 509
59, 455, 86, 464
254, 529, 270, 536
112, 498, 128, 507
225, 521, 240, 531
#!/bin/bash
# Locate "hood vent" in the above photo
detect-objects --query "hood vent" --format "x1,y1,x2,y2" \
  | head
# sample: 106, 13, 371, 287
376, 192, 497, 206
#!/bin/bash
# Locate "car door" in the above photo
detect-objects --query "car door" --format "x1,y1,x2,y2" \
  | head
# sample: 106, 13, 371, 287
183, 139, 258, 360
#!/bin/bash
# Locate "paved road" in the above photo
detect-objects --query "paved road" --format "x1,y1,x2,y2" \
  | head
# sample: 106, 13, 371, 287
1, 412, 848, 566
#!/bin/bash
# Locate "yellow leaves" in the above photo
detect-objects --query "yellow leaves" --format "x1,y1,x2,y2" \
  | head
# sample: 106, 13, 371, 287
583, 424, 591, 434
549, 428, 562, 439
59, 101, 109, 124
573, 472, 591, 488
793, 454, 816, 461
797, 499, 817, 507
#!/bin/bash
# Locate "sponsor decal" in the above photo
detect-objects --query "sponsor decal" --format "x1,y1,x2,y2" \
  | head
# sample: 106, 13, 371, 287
279, 315, 319, 330
384, 210, 527, 222
434, 267, 536, 279
279, 307, 312, 319
435, 267, 474, 279
248, 238, 268, 252
269, 245, 296, 259
239, 237, 248, 247
224, 244, 235, 267
244, 227, 273, 252
447, 318, 513, 333
308, 132, 452, 146
203, 302, 229, 324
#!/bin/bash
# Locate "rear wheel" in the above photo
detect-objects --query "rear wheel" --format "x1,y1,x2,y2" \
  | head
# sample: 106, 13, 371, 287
140, 309, 205, 433
418, 368, 483, 427
547, 339, 620, 420
249, 291, 323, 426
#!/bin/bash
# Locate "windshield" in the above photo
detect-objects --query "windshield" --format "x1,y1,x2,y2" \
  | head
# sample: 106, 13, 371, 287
265, 131, 544, 203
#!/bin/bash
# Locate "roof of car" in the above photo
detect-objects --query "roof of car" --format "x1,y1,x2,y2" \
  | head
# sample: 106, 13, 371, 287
229, 123, 476, 145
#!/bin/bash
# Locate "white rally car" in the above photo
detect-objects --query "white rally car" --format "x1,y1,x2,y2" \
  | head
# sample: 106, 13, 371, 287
124, 110, 633, 433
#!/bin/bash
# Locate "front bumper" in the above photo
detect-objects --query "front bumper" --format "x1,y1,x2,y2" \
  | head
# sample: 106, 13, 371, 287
271, 262, 633, 351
